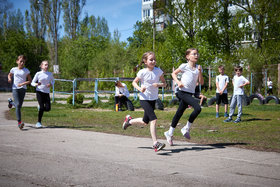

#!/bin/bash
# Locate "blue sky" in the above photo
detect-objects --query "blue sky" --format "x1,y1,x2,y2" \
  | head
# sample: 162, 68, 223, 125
10, 0, 142, 42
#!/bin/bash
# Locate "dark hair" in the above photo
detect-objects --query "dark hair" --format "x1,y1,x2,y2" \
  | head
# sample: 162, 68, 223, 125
17, 55, 27, 62
234, 66, 243, 72
134, 51, 155, 72
218, 65, 224, 69
185, 48, 198, 56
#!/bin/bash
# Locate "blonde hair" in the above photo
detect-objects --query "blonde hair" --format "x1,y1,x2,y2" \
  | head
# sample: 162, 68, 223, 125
134, 51, 155, 72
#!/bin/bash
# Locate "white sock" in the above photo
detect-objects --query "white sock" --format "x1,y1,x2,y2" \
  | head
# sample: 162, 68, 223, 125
168, 127, 175, 136
184, 121, 192, 131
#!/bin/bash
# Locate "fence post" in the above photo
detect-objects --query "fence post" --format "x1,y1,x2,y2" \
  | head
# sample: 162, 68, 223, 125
250, 73, 253, 95
94, 79, 99, 103
72, 79, 76, 105
52, 80, 55, 103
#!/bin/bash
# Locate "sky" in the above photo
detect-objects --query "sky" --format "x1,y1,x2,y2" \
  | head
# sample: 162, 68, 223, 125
10, 0, 142, 42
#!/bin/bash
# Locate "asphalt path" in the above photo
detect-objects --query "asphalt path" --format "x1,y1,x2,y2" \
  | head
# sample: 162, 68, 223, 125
0, 93, 279, 186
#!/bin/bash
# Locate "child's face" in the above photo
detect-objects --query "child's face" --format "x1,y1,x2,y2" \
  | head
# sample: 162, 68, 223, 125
186, 50, 199, 63
235, 69, 242, 76
41, 62, 49, 71
218, 68, 224, 74
16, 57, 25, 69
145, 54, 156, 69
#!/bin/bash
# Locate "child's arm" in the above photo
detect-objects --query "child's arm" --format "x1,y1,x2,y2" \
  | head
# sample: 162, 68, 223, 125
172, 68, 183, 88
239, 81, 250, 88
153, 74, 167, 88
132, 77, 146, 93
7, 72, 13, 83
18, 74, 32, 87
197, 65, 204, 85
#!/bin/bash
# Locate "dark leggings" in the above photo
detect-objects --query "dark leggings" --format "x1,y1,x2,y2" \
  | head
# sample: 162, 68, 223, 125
36, 91, 51, 123
140, 100, 157, 124
114, 96, 128, 108
13, 88, 26, 122
171, 90, 201, 128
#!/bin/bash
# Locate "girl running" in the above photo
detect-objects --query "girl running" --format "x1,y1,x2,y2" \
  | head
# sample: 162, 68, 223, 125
122, 51, 167, 152
31, 61, 54, 128
8, 55, 32, 129
164, 48, 204, 145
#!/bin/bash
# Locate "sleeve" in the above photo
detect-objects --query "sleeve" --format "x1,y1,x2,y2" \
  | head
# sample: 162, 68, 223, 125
226, 76, 229, 83
115, 86, 120, 96
178, 63, 186, 72
10, 68, 14, 74
31, 72, 39, 87
216, 76, 219, 83
243, 76, 249, 83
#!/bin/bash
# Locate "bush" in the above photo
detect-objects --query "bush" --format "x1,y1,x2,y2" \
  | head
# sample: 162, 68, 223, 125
67, 94, 85, 104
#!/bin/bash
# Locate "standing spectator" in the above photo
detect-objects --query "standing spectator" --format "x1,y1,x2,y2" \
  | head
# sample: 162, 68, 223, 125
267, 77, 273, 95
115, 80, 130, 111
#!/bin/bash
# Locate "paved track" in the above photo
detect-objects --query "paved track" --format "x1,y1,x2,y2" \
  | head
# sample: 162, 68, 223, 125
0, 93, 279, 186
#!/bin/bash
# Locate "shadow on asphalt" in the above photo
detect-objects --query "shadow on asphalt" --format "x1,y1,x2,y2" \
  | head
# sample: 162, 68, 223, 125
138, 142, 248, 156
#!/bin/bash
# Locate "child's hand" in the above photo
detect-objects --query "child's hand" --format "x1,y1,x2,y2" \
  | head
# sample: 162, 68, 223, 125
197, 65, 202, 72
8, 79, 12, 83
219, 90, 223, 95
47, 83, 51, 88
152, 83, 158, 87
140, 85, 146, 93
37, 82, 41, 86
178, 82, 184, 88
17, 83, 23, 87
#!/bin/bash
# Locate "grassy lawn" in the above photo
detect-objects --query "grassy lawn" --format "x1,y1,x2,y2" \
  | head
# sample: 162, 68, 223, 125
7, 100, 280, 152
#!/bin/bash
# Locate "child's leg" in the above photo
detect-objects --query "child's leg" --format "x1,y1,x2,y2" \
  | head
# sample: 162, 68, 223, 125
13, 88, 26, 122
229, 95, 237, 118
216, 104, 219, 113
171, 98, 188, 128
36, 91, 44, 123
237, 95, 243, 119
150, 119, 157, 143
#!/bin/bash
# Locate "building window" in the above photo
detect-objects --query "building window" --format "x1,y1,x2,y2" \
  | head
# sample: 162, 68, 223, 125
143, 0, 151, 2
143, 9, 150, 18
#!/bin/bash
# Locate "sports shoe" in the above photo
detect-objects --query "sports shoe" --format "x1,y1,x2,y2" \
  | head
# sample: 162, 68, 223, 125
18, 121, 24, 130
234, 118, 241, 123
36, 122, 42, 128
122, 115, 132, 130
181, 127, 190, 139
224, 113, 229, 117
164, 131, 173, 146
153, 142, 165, 152
216, 113, 219, 118
8, 98, 13, 108
224, 118, 232, 122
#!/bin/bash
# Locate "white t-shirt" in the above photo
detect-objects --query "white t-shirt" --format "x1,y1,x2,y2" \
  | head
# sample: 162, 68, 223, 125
233, 75, 249, 95
216, 74, 229, 93
115, 83, 130, 98
137, 67, 163, 100
10, 67, 30, 89
31, 70, 54, 93
267, 81, 273, 89
178, 63, 199, 94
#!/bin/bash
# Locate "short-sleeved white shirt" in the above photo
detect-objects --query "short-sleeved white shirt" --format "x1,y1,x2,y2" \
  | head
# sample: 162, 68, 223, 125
267, 81, 273, 89
233, 75, 249, 95
137, 67, 163, 100
178, 63, 199, 94
31, 70, 55, 93
216, 74, 229, 93
10, 67, 30, 89
115, 83, 130, 98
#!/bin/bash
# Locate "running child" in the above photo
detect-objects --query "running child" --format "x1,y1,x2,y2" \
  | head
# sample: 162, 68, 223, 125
31, 61, 54, 128
164, 48, 204, 145
224, 66, 250, 123
215, 65, 229, 118
7, 55, 32, 129
122, 51, 167, 152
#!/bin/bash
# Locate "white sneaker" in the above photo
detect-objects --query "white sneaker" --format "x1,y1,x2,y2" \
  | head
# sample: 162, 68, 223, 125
164, 131, 174, 146
35, 122, 42, 128
181, 127, 191, 139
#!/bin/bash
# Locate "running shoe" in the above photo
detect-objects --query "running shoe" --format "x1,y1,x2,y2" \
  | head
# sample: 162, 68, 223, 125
18, 122, 24, 130
35, 122, 42, 128
216, 113, 219, 118
223, 118, 232, 122
153, 142, 165, 152
122, 115, 132, 130
164, 131, 174, 146
224, 113, 229, 117
8, 98, 13, 108
234, 118, 241, 123
181, 127, 191, 139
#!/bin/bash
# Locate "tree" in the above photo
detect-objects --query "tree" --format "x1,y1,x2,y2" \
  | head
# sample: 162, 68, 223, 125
62, 0, 86, 39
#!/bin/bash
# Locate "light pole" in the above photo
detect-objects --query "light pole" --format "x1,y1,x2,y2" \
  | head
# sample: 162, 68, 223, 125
37, 0, 59, 74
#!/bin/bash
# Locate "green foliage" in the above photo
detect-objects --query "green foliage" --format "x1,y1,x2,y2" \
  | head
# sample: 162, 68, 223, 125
67, 93, 84, 104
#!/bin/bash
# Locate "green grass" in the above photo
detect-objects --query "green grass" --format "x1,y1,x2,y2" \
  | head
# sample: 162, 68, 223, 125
7, 100, 280, 152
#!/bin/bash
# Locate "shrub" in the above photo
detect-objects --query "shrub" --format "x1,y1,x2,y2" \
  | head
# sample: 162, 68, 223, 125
67, 94, 85, 104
